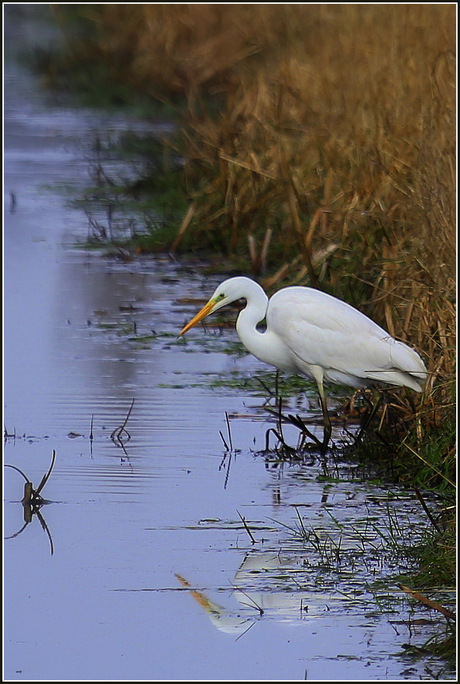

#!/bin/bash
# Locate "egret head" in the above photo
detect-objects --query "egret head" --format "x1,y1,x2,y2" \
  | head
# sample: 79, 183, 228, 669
179, 278, 250, 336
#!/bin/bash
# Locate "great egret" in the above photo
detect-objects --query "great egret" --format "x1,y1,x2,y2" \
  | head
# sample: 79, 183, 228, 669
179, 276, 427, 452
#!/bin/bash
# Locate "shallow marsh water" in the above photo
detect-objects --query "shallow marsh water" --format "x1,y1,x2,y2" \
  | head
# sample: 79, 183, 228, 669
3, 7, 454, 681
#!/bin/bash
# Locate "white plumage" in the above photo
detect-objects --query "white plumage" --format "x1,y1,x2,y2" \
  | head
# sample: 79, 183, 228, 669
180, 276, 427, 451
266, 286, 426, 391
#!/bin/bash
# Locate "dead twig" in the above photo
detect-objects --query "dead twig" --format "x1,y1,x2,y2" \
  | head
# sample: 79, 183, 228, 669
414, 487, 443, 534
398, 584, 456, 621
111, 398, 135, 445
237, 510, 257, 544
4, 451, 57, 555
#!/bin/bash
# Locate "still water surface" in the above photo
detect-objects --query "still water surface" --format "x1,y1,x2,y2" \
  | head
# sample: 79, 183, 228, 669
3, 7, 454, 681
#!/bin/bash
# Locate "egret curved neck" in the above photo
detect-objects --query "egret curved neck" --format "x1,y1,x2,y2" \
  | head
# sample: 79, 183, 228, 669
235, 290, 276, 367
235, 285, 298, 373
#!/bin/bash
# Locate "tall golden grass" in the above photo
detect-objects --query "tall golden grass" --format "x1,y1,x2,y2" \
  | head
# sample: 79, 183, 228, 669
54, 4, 456, 454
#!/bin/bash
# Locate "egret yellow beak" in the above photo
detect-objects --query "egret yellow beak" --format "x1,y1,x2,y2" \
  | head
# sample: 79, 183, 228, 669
179, 300, 216, 336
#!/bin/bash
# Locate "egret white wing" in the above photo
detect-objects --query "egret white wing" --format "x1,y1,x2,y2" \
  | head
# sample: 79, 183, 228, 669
268, 287, 426, 390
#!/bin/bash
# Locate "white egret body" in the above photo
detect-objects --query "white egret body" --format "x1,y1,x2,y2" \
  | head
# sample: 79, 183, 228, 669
180, 276, 427, 451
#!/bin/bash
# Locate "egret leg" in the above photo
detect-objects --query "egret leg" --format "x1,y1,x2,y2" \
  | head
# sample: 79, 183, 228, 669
318, 387, 332, 454
312, 369, 331, 455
